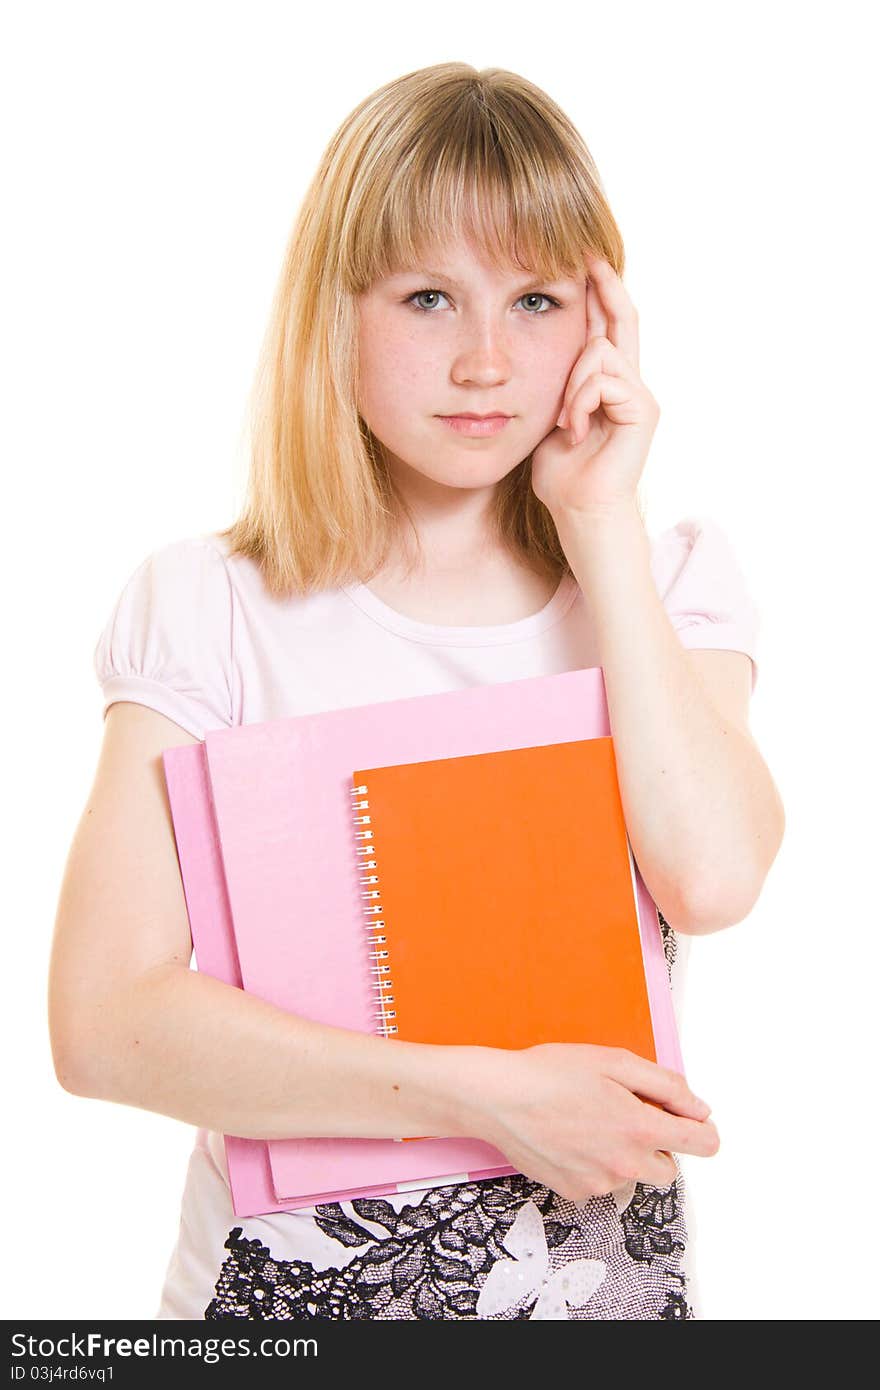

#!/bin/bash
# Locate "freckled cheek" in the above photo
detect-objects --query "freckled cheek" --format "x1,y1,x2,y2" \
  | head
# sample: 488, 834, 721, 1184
526, 361, 572, 416
358, 347, 435, 434
539, 346, 582, 405
375, 345, 440, 414
358, 342, 398, 410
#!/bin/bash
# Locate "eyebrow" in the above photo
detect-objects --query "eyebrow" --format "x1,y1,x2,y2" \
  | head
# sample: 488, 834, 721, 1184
389, 269, 568, 292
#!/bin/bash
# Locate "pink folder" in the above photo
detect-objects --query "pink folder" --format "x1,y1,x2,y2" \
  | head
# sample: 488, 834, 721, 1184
163, 665, 683, 1218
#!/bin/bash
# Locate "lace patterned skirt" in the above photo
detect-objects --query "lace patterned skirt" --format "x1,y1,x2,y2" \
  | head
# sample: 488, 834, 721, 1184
201, 1165, 696, 1321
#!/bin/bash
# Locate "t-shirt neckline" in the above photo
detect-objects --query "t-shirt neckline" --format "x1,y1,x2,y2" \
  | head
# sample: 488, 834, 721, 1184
341, 571, 580, 647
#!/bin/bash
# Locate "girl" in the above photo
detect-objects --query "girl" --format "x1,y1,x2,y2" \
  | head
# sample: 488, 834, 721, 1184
49, 62, 784, 1321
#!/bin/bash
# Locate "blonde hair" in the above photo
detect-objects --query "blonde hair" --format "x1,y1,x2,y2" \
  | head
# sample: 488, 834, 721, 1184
219, 62, 643, 598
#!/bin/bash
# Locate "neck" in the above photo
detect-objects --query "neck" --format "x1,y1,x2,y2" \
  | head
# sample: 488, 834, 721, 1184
385, 466, 502, 574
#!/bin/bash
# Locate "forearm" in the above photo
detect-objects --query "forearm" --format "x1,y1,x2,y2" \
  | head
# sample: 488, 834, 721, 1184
71, 962, 487, 1142
554, 502, 777, 931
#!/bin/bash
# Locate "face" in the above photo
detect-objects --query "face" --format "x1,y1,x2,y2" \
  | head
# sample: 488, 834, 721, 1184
356, 235, 588, 494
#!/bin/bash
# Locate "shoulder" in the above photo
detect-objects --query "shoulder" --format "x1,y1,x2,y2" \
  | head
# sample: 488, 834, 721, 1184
649, 512, 739, 572
135, 531, 232, 587
648, 513, 756, 612
648, 513, 761, 692
92, 533, 234, 739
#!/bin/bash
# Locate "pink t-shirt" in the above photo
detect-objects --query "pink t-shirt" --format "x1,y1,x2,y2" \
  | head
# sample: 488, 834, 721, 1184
93, 515, 760, 1322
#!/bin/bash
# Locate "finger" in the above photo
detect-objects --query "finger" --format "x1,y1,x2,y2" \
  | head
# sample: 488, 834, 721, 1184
603, 1047, 711, 1119
557, 338, 641, 428
616, 1085, 719, 1159
636, 1150, 680, 1189
649, 1110, 721, 1159
567, 373, 640, 438
585, 254, 640, 370
585, 273, 607, 343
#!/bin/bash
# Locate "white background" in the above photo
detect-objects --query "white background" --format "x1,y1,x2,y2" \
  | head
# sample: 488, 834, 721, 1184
4, 0, 877, 1321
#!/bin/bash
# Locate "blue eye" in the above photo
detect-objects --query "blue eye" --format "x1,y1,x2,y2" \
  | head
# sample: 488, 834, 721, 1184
406, 289, 450, 312
405, 289, 562, 314
518, 292, 562, 313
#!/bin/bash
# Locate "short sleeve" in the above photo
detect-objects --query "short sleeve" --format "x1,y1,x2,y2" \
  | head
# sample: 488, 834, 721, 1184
651, 515, 761, 694
93, 536, 234, 740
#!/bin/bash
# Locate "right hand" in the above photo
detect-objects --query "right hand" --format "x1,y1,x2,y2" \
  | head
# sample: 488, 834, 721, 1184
471, 1042, 720, 1202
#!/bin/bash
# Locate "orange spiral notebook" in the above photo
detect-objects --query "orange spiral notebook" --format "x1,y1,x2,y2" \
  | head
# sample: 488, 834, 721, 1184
351, 737, 659, 1144
165, 667, 683, 1215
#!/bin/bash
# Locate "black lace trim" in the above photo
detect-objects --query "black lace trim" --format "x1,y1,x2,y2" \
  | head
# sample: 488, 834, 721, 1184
620, 1180, 685, 1263
657, 908, 678, 982
205, 1170, 693, 1321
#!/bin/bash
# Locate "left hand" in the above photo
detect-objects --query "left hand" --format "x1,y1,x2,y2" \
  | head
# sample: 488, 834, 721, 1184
530, 251, 660, 520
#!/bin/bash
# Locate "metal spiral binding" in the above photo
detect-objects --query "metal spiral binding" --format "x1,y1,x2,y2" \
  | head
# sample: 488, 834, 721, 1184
350, 782, 398, 1037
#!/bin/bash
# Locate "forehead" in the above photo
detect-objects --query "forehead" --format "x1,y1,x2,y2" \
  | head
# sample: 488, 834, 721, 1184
382, 254, 581, 287
382, 231, 581, 284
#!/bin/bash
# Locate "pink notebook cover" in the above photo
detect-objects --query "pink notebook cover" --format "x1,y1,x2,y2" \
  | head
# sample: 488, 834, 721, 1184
164, 665, 683, 1218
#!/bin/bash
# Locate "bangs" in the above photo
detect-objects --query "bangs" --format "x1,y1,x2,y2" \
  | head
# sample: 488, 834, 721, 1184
342, 81, 600, 293
221, 65, 634, 597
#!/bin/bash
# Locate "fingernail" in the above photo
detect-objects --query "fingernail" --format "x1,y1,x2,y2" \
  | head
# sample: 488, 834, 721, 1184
557, 408, 568, 428
696, 1098, 712, 1117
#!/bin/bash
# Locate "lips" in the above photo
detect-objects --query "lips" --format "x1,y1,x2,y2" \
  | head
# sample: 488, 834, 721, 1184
438, 414, 512, 437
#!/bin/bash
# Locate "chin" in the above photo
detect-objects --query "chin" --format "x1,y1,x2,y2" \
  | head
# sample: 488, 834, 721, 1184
408, 453, 526, 490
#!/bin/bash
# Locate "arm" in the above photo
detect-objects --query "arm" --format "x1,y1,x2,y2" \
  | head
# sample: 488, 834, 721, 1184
48, 701, 718, 1200
48, 702, 478, 1142
531, 252, 784, 935
63, 961, 483, 1143
555, 502, 786, 935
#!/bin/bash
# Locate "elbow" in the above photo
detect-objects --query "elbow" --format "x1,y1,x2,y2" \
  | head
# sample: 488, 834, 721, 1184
49, 1000, 105, 1098
48, 988, 119, 1100
52, 1055, 94, 1099
677, 851, 782, 938
655, 863, 759, 936
652, 877, 759, 937
669, 868, 764, 936
49, 1027, 98, 1098
48, 965, 96, 1095
49, 965, 177, 1101
673, 797, 787, 937
670, 895, 755, 936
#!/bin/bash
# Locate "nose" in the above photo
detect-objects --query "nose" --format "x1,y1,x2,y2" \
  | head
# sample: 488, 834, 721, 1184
450, 322, 512, 386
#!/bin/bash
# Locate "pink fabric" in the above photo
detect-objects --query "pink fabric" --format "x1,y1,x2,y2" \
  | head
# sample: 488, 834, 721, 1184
94, 514, 759, 744
91, 512, 759, 1319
